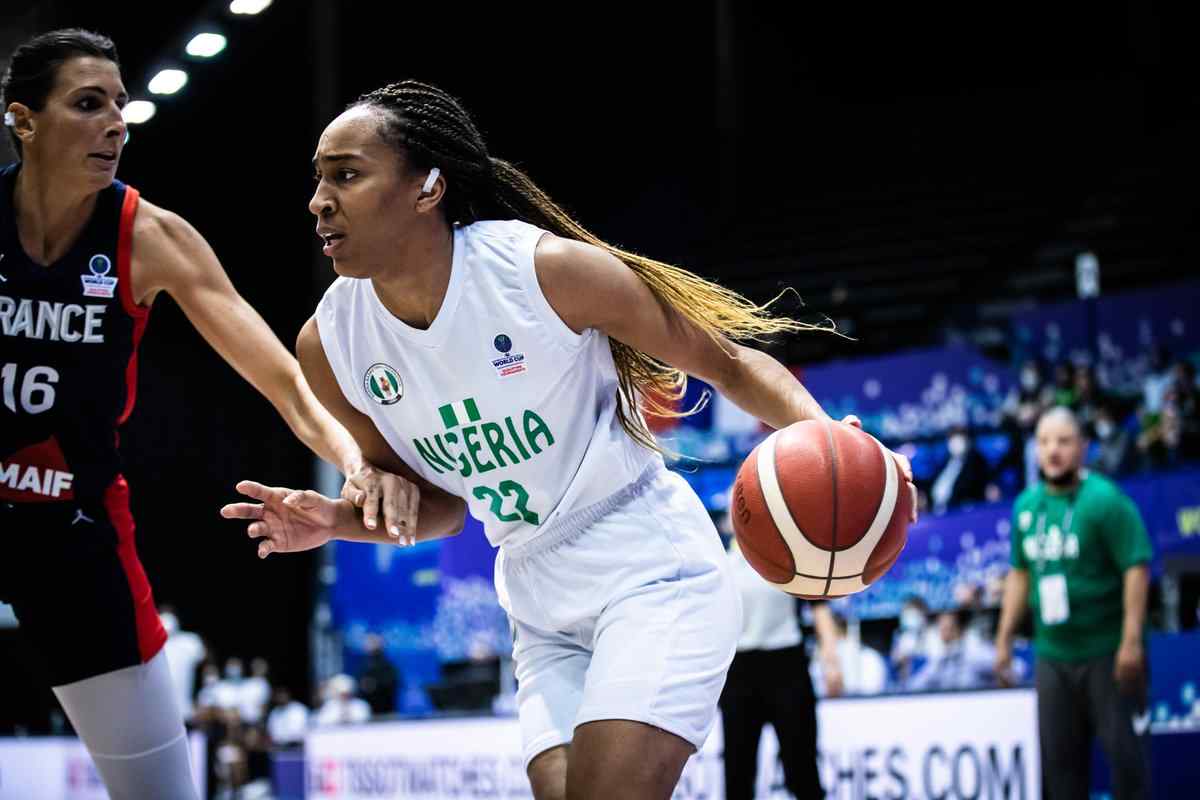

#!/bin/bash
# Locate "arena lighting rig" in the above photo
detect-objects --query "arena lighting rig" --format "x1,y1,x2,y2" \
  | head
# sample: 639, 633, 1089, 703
121, 0, 273, 128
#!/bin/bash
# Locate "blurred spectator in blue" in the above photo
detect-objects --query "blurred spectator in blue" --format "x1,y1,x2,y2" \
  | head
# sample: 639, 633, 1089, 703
1091, 403, 1134, 476
929, 426, 998, 513
889, 595, 942, 685
358, 634, 401, 716
810, 615, 888, 697
907, 609, 996, 692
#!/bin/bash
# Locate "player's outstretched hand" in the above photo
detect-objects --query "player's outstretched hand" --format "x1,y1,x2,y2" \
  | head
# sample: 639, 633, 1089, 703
841, 415, 919, 524
340, 462, 420, 546
220, 481, 349, 559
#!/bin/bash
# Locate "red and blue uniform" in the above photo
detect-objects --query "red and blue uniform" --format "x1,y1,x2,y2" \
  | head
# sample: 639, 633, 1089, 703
0, 162, 165, 685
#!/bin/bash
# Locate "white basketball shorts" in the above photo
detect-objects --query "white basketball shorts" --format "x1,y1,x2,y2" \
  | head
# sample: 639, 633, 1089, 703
494, 463, 742, 769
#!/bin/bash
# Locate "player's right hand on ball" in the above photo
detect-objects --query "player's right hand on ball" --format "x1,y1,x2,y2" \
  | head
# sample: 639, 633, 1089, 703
221, 481, 349, 559
340, 463, 420, 546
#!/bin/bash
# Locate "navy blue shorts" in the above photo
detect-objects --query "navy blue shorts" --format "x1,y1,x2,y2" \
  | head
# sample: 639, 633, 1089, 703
0, 477, 166, 687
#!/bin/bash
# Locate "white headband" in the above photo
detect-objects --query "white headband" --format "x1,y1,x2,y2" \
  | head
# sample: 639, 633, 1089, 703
3, 111, 14, 127
421, 167, 440, 195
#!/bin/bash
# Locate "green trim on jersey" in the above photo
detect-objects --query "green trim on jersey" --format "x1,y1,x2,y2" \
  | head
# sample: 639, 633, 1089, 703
1010, 472, 1152, 661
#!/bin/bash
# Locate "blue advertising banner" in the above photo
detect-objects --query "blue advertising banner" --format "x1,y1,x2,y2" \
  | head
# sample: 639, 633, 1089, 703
795, 344, 1016, 441
1009, 280, 1200, 384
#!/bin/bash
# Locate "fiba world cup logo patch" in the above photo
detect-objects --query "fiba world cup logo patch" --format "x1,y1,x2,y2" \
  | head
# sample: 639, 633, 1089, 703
490, 333, 528, 379
80, 254, 118, 298
364, 363, 403, 405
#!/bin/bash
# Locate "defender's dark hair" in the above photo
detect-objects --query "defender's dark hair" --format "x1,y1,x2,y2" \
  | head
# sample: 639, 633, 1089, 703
351, 80, 822, 453
1, 28, 119, 156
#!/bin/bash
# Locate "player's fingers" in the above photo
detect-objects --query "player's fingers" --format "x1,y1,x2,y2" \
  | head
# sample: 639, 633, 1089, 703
221, 502, 264, 520
403, 482, 420, 546
840, 414, 862, 429
258, 539, 276, 559
236, 480, 291, 501
909, 484, 919, 523
362, 480, 381, 531
247, 521, 268, 538
301, 489, 329, 509
341, 481, 366, 507
380, 477, 403, 539
893, 452, 913, 483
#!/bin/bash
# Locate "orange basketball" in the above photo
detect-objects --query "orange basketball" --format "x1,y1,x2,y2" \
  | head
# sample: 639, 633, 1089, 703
731, 418, 910, 599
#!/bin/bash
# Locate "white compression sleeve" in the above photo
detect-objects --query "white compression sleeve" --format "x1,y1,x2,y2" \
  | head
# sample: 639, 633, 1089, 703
52, 649, 200, 800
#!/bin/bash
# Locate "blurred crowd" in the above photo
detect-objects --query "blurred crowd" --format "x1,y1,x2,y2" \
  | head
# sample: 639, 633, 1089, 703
903, 348, 1200, 515
805, 590, 1018, 699
160, 608, 400, 799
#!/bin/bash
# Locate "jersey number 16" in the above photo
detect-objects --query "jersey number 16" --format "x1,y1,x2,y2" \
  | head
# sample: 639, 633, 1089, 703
1, 363, 59, 414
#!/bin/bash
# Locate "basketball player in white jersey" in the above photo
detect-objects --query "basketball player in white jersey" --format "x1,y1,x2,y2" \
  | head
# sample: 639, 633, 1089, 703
222, 80, 916, 800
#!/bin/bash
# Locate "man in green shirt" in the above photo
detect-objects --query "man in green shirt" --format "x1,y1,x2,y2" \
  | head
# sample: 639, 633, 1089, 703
995, 406, 1152, 800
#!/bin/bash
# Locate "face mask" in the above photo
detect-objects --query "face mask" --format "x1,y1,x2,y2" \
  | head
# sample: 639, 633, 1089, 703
948, 435, 969, 458
1021, 370, 1039, 391
900, 609, 924, 631
1095, 420, 1114, 440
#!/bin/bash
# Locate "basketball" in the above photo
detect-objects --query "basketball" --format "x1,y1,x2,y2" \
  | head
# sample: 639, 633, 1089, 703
731, 418, 911, 599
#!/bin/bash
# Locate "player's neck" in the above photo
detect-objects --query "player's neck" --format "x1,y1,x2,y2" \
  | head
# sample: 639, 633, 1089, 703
371, 222, 455, 330
13, 161, 99, 266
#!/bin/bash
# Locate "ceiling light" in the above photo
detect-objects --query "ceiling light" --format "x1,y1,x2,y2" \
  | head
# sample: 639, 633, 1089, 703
186, 33, 227, 58
122, 100, 156, 124
229, 0, 272, 14
148, 69, 188, 95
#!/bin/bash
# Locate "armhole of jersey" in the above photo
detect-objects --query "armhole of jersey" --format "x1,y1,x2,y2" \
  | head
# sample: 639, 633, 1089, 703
115, 185, 148, 321
116, 186, 149, 320
116, 187, 151, 426
315, 301, 369, 416
518, 229, 590, 351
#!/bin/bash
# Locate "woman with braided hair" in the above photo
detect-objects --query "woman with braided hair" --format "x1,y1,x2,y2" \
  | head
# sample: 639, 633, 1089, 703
223, 79, 916, 799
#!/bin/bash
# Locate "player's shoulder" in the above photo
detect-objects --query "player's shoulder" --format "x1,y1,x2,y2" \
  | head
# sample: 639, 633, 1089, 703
309, 279, 361, 351
132, 197, 185, 237
1081, 471, 1126, 505
131, 197, 206, 260
464, 218, 543, 244
317, 275, 358, 305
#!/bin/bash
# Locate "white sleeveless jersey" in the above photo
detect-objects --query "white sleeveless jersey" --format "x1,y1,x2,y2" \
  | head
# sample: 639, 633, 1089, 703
316, 219, 659, 548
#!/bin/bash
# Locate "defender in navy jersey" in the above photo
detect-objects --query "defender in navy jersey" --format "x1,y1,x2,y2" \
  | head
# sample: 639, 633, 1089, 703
1, 30, 413, 800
